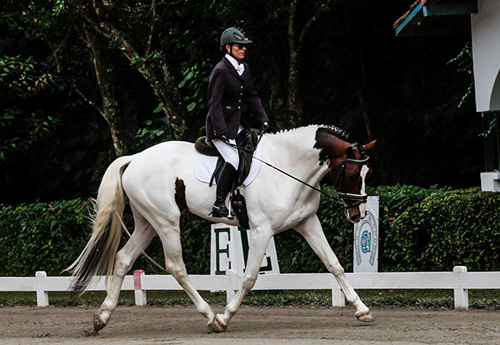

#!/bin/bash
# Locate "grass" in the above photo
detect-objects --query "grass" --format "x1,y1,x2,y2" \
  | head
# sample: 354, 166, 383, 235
1, 289, 500, 310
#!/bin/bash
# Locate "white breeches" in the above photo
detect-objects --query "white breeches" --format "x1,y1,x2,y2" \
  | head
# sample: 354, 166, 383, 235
211, 126, 243, 170
212, 139, 239, 170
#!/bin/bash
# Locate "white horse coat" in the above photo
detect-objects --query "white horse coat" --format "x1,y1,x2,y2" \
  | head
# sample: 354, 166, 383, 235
68, 125, 375, 333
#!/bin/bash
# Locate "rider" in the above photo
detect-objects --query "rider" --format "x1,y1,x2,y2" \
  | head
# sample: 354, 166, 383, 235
206, 27, 269, 218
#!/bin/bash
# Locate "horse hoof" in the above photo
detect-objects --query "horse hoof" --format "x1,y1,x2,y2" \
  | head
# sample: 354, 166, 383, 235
355, 311, 375, 323
209, 315, 228, 333
93, 314, 106, 332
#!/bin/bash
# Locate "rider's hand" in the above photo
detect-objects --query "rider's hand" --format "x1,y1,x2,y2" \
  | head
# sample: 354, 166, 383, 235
261, 121, 269, 132
219, 133, 229, 142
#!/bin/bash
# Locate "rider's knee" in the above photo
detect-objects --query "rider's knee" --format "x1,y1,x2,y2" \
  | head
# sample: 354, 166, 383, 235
226, 156, 239, 170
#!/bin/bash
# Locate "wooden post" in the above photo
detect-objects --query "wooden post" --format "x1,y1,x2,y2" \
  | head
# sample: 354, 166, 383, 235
332, 287, 346, 307
35, 271, 49, 307
226, 270, 238, 303
453, 266, 469, 309
133, 270, 147, 306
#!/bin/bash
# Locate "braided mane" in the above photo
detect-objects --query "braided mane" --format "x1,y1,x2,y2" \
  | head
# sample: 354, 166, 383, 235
316, 125, 350, 142
271, 124, 350, 140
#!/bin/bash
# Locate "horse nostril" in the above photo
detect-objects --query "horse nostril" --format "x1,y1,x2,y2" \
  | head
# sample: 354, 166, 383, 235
351, 214, 360, 222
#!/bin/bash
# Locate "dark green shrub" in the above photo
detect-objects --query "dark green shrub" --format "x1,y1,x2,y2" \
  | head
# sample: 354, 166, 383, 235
393, 188, 500, 271
0, 199, 92, 276
275, 185, 451, 273
1, 186, 499, 277
0, 199, 212, 276
367, 185, 451, 271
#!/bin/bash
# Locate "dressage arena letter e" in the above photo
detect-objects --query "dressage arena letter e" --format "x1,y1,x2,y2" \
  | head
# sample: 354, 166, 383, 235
210, 223, 280, 276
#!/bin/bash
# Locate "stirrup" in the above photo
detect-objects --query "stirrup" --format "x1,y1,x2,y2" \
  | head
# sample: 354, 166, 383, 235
210, 204, 234, 219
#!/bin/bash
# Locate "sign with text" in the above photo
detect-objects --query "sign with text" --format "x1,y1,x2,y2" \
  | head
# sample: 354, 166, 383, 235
210, 223, 280, 276
353, 196, 379, 273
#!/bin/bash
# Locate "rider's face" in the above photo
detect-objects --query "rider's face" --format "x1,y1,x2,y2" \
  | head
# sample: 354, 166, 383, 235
226, 44, 247, 60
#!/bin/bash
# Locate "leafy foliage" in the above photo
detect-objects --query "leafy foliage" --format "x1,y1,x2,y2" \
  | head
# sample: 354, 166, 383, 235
0, 199, 92, 276
3, 186, 499, 277
393, 188, 500, 271
0, 0, 486, 203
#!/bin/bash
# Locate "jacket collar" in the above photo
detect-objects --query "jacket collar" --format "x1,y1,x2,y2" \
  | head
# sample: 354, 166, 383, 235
223, 57, 244, 81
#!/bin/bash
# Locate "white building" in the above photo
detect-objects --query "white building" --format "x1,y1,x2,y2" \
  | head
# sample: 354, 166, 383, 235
395, 0, 500, 191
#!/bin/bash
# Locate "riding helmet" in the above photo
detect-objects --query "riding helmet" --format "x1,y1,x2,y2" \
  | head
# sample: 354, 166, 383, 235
220, 27, 253, 47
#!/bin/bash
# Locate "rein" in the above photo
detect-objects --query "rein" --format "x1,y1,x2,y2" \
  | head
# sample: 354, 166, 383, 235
222, 135, 369, 209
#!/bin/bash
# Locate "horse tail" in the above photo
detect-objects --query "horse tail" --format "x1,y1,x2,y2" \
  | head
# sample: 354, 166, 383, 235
67, 155, 132, 295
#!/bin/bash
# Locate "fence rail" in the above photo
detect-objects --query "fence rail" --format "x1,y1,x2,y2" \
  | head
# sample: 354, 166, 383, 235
1, 266, 498, 309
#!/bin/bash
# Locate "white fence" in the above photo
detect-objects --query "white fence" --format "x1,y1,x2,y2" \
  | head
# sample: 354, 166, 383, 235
1, 266, 499, 309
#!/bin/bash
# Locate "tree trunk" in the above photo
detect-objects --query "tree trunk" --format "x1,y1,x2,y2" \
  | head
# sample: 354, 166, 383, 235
72, 1, 188, 140
355, 85, 374, 140
84, 25, 128, 156
287, 0, 303, 126
287, 0, 335, 126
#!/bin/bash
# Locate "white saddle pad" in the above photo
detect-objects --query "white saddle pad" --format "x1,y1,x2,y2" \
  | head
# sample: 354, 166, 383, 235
195, 143, 262, 187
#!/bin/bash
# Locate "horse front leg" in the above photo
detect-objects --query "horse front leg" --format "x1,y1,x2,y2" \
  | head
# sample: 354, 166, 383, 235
210, 228, 272, 333
294, 214, 374, 322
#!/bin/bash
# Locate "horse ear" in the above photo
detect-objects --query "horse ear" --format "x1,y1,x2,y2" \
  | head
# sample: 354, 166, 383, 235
363, 140, 377, 152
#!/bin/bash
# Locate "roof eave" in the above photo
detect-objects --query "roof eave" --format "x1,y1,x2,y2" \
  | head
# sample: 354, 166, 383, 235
394, 1, 478, 37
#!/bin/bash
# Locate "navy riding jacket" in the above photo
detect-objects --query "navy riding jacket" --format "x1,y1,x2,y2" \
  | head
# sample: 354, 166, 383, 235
205, 57, 269, 140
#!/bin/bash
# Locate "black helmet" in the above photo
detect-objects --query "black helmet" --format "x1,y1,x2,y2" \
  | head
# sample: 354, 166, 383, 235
220, 27, 253, 47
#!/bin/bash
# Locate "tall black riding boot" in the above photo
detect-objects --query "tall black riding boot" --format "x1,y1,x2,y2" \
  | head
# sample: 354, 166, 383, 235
211, 162, 237, 218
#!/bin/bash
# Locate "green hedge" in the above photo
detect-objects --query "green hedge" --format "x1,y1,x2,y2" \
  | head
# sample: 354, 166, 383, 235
1, 186, 499, 277
0, 199, 213, 276
392, 188, 500, 271
0, 199, 91, 276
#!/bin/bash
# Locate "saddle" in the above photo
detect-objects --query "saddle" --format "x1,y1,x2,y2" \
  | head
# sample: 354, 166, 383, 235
195, 128, 260, 228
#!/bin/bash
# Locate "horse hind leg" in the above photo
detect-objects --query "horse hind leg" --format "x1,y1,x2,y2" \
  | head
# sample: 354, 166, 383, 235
94, 205, 156, 332
154, 219, 215, 327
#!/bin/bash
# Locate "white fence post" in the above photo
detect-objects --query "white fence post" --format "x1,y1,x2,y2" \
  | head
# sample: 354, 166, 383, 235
35, 271, 49, 307
3, 268, 500, 310
453, 266, 469, 309
226, 270, 238, 303
332, 287, 346, 307
134, 270, 147, 306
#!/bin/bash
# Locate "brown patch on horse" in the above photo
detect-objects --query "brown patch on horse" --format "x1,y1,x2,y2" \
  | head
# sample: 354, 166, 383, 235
175, 178, 188, 211
314, 127, 351, 165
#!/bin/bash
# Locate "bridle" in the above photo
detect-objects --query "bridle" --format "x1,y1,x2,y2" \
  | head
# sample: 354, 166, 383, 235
222, 136, 369, 210
332, 143, 370, 209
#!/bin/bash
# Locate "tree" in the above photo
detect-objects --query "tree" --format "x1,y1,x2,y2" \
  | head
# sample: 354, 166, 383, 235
287, 0, 336, 126
69, 0, 188, 141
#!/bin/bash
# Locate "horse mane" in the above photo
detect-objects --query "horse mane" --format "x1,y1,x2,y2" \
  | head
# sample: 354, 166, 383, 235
314, 125, 350, 142
269, 124, 350, 141
265, 125, 352, 165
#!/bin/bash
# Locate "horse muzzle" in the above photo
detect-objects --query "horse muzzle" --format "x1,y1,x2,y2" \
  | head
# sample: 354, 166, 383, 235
344, 199, 367, 223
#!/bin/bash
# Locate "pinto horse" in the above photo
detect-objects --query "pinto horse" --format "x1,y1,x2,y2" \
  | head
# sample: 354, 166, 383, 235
67, 125, 376, 333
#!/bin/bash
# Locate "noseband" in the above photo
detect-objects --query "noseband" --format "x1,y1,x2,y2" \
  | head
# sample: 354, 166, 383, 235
333, 143, 369, 209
